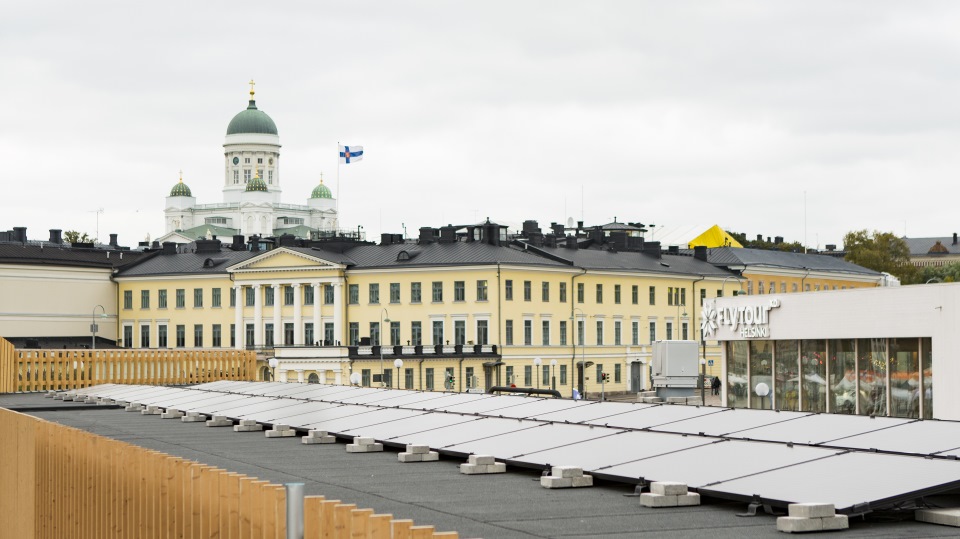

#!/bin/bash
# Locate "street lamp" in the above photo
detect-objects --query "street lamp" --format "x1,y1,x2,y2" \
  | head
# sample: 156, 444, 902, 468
268, 357, 278, 382
379, 308, 390, 387
720, 275, 745, 297
570, 307, 586, 398
700, 358, 707, 404
550, 359, 558, 391
394, 358, 403, 390
533, 357, 542, 389
91, 305, 106, 349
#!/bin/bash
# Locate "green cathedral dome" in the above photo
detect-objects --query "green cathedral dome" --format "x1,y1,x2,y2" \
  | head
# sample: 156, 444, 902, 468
311, 180, 332, 199
169, 176, 192, 197
245, 171, 268, 192
226, 84, 278, 135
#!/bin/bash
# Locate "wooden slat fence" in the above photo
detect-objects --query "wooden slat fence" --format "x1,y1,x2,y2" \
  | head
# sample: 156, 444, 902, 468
0, 408, 459, 539
0, 338, 258, 393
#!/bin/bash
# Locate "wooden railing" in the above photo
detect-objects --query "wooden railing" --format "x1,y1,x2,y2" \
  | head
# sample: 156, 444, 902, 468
0, 338, 258, 393
0, 408, 458, 539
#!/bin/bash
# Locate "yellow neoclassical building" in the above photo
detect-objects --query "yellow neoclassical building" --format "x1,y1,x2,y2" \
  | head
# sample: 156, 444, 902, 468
114, 221, 884, 398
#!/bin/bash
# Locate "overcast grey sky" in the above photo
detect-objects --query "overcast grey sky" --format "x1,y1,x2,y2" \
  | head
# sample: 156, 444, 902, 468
3, 1, 959, 248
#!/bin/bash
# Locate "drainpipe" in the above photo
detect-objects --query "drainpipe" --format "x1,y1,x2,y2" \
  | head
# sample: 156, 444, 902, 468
418, 359, 423, 391
800, 268, 810, 292
458, 356, 464, 392
496, 262, 502, 386
691, 274, 705, 391
571, 269, 587, 398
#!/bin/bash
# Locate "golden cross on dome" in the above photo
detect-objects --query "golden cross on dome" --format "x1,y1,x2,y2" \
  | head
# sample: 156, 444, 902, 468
249, 79, 256, 99
319, 172, 324, 183
179, 169, 183, 182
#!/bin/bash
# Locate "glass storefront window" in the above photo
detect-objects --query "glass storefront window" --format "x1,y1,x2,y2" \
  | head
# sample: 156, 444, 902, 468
726, 341, 748, 408
889, 338, 920, 419
800, 340, 826, 413
922, 337, 933, 419
749, 341, 773, 409
857, 338, 887, 416
774, 340, 799, 411
828, 339, 856, 414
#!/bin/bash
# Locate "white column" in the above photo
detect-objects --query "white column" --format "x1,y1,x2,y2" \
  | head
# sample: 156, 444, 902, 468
296, 369, 305, 383
272, 284, 282, 346
319, 369, 327, 384
278, 369, 288, 383
292, 283, 303, 346
334, 369, 342, 385
333, 282, 344, 346
312, 283, 321, 346
234, 285, 243, 350
254, 284, 263, 347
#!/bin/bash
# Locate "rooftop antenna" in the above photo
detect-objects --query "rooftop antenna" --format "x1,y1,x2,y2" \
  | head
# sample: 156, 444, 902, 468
89, 208, 104, 243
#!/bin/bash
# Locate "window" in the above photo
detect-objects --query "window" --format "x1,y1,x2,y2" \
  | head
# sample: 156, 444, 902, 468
305, 323, 314, 345
159, 289, 168, 309
559, 321, 567, 346
578, 320, 585, 346
700, 289, 706, 305
382, 369, 393, 388
524, 365, 532, 386
390, 321, 400, 346
560, 365, 567, 385
265, 287, 274, 306
543, 365, 550, 388
324, 323, 334, 345
614, 285, 621, 304
792, 283, 798, 293
476, 280, 488, 301
596, 363, 603, 384
140, 325, 150, 348
284, 286, 294, 306
192, 288, 203, 308
615, 363, 622, 383
454, 281, 465, 302
284, 323, 294, 345
176, 289, 185, 309
176, 325, 185, 347
245, 324, 254, 347
370, 322, 380, 346
542, 320, 550, 345
559, 282, 567, 303
304, 286, 314, 305
632, 321, 639, 345
577, 283, 584, 303
506, 366, 514, 385
668, 287, 677, 306
632, 285, 639, 305
432, 321, 443, 345
123, 325, 132, 348
158, 325, 168, 348
649, 286, 656, 305
465, 367, 475, 388
265, 323, 274, 346
411, 282, 422, 303
682, 322, 688, 340
244, 169, 251, 182
505, 320, 514, 345
477, 320, 488, 345
140, 290, 150, 309
425, 368, 435, 390
245, 288, 254, 307
523, 280, 532, 301
454, 320, 466, 345
369, 283, 380, 304
349, 323, 359, 346
404, 368, 414, 389
123, 291, 132, 310
230, 324, 235, 348
233, 170, 239, 183
361, 369, 371, 387
542, 282, 549, 302
349, 284, 359, 304
411, 321, 422, 345
748, 281, 754, 295
649, 321, 656, 343
596, 284, 603, 304
614, 321, 621, 345
432, 282, 443, 302
324, 285, 334, 305
781, 282, 787, 293
666, 321, 673, 340
505, 280, 513, 300
212, 324, 222, 347
596, 320, 604, 345
257, 157, 263, 164
524, 320, 532, 345
388, 283, 400, 304
212, 288, 222, 308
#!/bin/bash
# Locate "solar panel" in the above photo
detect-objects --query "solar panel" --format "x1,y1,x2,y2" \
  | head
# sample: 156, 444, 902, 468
300, 407, 425, 435
589, 404, 726, 429
699, 451, 960, 512
338, 412, 483, 443
725, 413, 913, 445
401, 392, 497, 412
299, 404, 398, 430
477, 398, 593, 419
514, 430, 714, 471
649, 408, 812, 436
382, 416, 534, 450
531, 401, 653, 423
442, 421, 620, 460
821, 420, 960, 455
356, 391, 455, 408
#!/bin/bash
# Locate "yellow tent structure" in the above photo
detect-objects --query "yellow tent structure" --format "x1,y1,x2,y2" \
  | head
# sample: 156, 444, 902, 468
688, 225, 743, 249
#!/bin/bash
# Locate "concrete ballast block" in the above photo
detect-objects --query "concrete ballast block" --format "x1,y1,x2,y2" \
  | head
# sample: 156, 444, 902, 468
346, 442, 383, 453
820, 515, 849, 531
301, 430, 335, 444
233, 419, 263, 432
642, 396, 663, 403
206, 415, 233, 427
460, 462, 506, 475
181, 412, 206, 423
98, 398, 115, 406
676, 493, 701, 506
161, 409, 184, 419
916, 508, 960, 527
124, 403, 144, 412
398, 451, 439, 463
141, 405, 162, 415
468, 455, 496, 465
651, 482, 688, 496
265, 425, 296, 438
640, 493, 678, 507
666, 396, 688, 404
552, 466, 585, 478
776, 517, 823, 533
788, 503, 836, 519
406, 444, 431, 454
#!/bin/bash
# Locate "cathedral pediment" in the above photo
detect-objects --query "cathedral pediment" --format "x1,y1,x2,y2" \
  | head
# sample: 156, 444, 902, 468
227, 247, 345, 273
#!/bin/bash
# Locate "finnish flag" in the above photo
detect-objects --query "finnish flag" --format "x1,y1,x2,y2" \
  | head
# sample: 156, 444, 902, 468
339, 145, 363, 164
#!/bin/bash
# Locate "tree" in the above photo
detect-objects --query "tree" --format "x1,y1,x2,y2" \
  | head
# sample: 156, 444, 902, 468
63, 230, 93, 244
916, 261, 960, 284
843, 230, 916, 283
726, 231, 805, 252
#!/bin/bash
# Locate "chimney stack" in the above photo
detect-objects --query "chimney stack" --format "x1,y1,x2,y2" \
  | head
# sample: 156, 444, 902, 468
109, 233, 118, 247
694, 245, 708, 261
49, 229, 62, 244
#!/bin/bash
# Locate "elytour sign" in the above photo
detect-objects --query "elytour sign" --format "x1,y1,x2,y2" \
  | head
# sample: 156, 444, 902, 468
701, 298, 781, 339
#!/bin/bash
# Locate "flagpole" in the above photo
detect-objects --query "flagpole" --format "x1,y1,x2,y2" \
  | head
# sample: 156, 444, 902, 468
336, 140, 340, 231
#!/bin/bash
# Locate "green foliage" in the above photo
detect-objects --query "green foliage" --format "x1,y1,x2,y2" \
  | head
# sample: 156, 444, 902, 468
916, 262, 960, 284
63, 230, 93, 244
843, 229, 916, 283
726, 231, 805, 252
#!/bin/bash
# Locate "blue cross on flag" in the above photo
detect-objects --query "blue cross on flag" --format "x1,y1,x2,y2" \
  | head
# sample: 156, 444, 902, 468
339, 145, 363, 164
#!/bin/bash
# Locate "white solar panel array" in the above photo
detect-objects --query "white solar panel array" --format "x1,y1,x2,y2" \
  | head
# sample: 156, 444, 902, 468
61, 382, 960, 513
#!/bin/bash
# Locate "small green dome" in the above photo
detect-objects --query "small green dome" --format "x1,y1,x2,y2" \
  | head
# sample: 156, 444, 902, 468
311, 180, 332, 199
246, 171, 268, 192
226, 100, 278, 136
170, 177, 192, 197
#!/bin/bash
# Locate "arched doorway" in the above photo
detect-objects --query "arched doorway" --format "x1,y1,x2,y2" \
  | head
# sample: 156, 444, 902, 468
307, 373, 320, 384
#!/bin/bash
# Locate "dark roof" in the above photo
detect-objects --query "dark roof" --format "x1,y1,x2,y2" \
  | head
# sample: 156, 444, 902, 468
0, 241, 148, 269
294, 241, 569, 269
903, 236, 960, 256
704, 247, 881, 275
527, 245, 733, 276
116, 249, 256, 277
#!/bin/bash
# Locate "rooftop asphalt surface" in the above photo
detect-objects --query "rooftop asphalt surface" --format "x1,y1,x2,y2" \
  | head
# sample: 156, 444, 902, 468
2, 392, 958, 538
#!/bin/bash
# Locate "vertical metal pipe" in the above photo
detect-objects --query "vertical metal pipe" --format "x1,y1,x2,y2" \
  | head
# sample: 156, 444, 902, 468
285, 482, 305, 539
